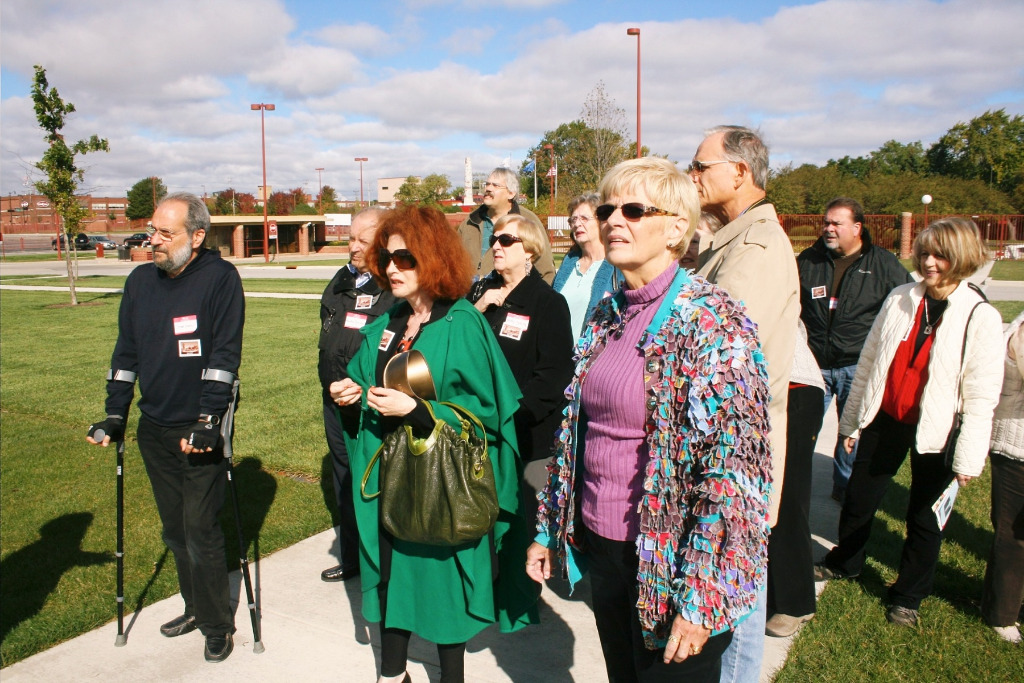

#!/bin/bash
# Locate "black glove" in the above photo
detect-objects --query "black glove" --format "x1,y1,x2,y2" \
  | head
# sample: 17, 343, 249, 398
88, 416, 125, 443
185, 419, 222, 451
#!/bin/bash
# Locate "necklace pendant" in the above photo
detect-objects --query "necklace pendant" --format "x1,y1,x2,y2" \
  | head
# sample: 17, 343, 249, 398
923, 324, 933, 335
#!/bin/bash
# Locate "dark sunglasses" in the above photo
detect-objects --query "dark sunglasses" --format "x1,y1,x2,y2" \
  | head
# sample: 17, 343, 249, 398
595, 203, 679, 222
488, 233, 523, 248
378, 248, 417, 271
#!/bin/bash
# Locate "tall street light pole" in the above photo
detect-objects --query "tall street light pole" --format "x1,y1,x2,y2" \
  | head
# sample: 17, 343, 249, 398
354, 157, 368, 208
250, 103, 276, 262
543, 144, 555, 216
626, 27, 641, 158
315, 167, 325, 214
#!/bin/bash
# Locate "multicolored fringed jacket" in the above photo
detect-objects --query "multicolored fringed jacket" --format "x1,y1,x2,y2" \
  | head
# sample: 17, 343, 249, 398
535, 265, 772, 648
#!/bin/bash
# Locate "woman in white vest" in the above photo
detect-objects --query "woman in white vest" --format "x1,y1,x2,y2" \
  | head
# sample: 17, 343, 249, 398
814, 217, 1003, 629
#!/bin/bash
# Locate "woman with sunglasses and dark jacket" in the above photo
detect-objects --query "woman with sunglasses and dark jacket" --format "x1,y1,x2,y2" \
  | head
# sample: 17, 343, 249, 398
526, 158, 772, 682
468, 213, 575, 464
331, 205, 538, 683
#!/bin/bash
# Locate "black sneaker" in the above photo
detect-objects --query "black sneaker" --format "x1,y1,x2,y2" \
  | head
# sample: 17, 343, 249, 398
159, 614, 197, 638
204, 633, 233, 662
813, 563, 858, 582
886, 605, 919, 627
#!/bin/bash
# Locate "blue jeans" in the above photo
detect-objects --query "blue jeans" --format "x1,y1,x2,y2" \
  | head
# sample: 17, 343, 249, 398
822, 365, 859, 491
718, 583, 766, 683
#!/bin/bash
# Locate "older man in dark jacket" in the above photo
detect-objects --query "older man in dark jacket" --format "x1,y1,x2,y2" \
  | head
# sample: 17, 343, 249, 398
797, 197, 913, 501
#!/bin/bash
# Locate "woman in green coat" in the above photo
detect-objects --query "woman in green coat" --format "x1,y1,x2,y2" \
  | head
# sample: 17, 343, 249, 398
332, 206, 539, 683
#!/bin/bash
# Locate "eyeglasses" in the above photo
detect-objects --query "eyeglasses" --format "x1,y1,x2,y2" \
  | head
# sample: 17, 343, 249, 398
488, 233, 523, 248
483, 181, 506, 190
686, 159, 733, 174
568, 215, 595, 226
146, 226, 187, 240
378, 248, 417, 271
594, 203, 679, 222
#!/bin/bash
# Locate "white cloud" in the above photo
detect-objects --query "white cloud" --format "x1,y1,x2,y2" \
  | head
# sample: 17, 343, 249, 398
442, 26, 497, 56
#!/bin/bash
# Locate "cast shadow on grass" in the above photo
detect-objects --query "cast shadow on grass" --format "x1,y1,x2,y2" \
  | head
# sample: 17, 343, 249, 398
0, 512, 112, 644
123, 549, 170, 640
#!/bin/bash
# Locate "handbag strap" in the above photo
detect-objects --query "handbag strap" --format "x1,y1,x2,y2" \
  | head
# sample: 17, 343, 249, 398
359, 401, 488, 501
951, 294, 986, 414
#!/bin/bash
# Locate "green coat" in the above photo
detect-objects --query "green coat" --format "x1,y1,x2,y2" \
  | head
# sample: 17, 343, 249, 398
343, 298, 540, 643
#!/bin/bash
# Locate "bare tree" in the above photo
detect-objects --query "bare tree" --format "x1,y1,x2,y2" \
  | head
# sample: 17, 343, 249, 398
579, 80, 632, 185
31, 64, 109, 305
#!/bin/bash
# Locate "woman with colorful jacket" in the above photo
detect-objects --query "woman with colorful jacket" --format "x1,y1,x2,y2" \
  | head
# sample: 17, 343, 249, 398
525, 158, 772, 682
332, 206, 538, 683
816, 218, 1003, 629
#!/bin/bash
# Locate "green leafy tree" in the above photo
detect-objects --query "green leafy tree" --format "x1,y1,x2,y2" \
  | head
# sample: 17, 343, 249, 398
927, 109, 1024, 195
319, 185, 341, 213
126, 176, 167, 220
267, 190, 292, 215
394, 174, 452, 207
31, 64, 109, 305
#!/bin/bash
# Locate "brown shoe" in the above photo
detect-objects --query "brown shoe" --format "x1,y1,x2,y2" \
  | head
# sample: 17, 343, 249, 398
765, 613, 814, 637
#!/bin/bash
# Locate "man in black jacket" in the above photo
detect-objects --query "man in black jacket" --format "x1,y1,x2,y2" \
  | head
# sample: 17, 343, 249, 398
318, 208, 393, 581
797, 197, 912, 501
86, 193, 244, 663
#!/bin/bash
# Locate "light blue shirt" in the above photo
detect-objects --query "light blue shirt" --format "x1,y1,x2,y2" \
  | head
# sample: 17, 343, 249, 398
561, 258, 604, 337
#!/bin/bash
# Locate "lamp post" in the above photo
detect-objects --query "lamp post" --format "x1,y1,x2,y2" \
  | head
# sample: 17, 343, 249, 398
626, 27, 641, 158
250, 102, 276, 262
921, 194, 932, 230
354, 158, 368, 208
315, 167, 325, 214
543, 144, 555, 216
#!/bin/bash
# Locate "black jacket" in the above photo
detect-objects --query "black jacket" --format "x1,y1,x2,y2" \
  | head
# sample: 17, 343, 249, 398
318, 266, 394, 393
468, 269, 574, 461
797, 231, 913, 369
106, 249, 244, 426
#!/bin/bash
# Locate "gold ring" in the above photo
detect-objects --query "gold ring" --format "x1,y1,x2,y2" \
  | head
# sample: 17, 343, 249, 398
690, 645, 702, 655
668, 635, 680, 643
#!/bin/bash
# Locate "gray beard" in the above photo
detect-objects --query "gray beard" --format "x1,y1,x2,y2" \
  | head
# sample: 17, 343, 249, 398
155, 240, 194, 274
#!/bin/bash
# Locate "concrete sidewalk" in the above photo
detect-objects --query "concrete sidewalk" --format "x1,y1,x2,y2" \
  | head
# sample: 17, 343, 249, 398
2, 413, 842, 683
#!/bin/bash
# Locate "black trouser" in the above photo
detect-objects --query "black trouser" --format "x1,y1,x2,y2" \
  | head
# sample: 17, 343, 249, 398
323, 398, 359, 570
585, 528, 732, 683
824, 411, 953, 610
137, 416, 234, 636
767, 385, 825, 617
982, 452, 1024, 627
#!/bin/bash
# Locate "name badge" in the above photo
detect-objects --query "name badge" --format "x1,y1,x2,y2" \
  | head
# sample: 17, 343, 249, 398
344, 312, 368, 329
829, 297, 838, 310
173, 314, 198, 335
499, 313, 530, 340
378, 329, 396, 351
355, 295, 374, 310
811, 286, 827, 299
178, 339, 201, 357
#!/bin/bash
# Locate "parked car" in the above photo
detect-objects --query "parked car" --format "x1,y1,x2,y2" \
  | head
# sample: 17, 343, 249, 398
71, 234, 117, 251
51, 233, 72, 250
123, 232, 151, 248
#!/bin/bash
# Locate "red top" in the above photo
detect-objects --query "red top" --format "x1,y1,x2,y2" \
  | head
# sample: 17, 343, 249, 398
881, 298, 937, 424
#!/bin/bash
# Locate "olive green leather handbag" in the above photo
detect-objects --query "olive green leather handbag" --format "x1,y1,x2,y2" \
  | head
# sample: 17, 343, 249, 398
361, 401, 499, 546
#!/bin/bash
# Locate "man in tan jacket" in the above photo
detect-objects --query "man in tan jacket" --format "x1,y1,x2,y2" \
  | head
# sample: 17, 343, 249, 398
690, 125, 799, 682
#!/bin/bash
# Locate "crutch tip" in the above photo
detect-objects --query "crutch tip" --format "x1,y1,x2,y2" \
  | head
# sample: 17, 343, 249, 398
114, 635, 127, 647
253, 641, 265, 654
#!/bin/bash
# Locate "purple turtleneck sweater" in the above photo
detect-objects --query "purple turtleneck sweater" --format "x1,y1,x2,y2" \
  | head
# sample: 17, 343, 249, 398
581, 262, 677, 542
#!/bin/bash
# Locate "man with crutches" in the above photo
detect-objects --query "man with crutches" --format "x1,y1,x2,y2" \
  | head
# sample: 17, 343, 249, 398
87, 192, 244, 663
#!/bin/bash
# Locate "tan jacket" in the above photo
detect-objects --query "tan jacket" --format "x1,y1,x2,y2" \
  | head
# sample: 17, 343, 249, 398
698, 202, 799, 525
457, 202, 555, 284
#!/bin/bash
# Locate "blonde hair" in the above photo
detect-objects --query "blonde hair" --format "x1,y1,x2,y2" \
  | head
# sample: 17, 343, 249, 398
493, 212, 547, 262
912, 217, 988, 282
598, 157, 699, 258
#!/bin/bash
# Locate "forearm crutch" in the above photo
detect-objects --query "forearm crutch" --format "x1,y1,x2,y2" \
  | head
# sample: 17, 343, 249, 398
222, 380, 265, 653
115, 437, 127, 646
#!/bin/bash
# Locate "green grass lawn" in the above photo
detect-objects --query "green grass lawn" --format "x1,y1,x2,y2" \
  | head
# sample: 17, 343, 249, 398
0, 291, 334, 666
779, 462, 1023, 682
0, 275, 330, 296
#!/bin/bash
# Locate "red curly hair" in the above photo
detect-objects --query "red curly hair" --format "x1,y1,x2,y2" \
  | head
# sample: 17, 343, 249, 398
368, 205, 474, 300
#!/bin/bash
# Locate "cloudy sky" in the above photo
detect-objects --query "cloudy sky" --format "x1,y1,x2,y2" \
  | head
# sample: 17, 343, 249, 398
2, 0, 1022, 203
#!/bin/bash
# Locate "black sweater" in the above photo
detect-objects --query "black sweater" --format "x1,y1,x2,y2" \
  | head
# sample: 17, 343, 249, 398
106, 249, 245, 426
